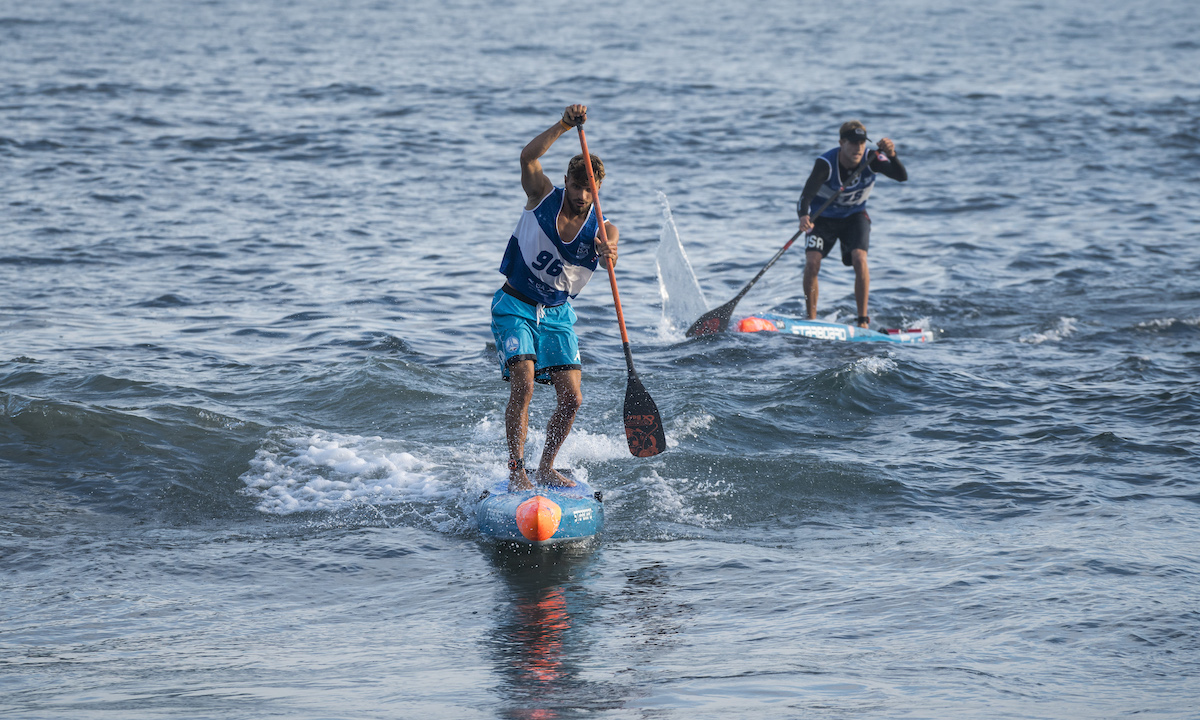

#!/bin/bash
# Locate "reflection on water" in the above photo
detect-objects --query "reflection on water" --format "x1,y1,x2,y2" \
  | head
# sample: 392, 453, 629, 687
488, 544, 611, 720
513, 586, 571, 693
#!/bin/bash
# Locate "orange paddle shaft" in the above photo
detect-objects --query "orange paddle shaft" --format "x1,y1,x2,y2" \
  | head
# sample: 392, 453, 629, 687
576, 126, 633, 350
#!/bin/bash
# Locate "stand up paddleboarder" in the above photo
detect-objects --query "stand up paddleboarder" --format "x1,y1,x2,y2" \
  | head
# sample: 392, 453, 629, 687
491, 104, 619, 491
797, 121, 907, 328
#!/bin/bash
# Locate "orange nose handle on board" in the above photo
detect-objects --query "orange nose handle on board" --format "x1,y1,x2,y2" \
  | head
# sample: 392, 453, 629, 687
737, 316, 778, 333
516, 496, 562, 542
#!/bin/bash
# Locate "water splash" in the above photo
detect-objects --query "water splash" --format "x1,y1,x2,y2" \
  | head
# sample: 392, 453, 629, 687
654, 192, 708, 337
622, 469, 733, 532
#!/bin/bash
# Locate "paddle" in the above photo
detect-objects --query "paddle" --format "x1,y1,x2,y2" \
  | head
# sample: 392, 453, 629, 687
577, 124, 667, 458
685, 158, 870, 338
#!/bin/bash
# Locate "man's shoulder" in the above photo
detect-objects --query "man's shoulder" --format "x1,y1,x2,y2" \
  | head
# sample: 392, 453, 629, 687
526, 186, 560, 211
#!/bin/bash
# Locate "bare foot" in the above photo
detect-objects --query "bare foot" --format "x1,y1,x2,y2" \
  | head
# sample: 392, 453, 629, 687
536, 468, 576, 487
508, 467, 533, 492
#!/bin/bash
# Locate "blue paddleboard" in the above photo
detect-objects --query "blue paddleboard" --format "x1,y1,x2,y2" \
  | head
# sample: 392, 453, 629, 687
738, 312, 934, 343
477, 472, 604, 545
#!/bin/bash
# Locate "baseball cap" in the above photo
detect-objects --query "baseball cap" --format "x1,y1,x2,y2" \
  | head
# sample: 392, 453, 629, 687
840, 126, 870, 143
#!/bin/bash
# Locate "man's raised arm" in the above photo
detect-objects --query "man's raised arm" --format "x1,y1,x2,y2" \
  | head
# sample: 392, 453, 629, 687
520, 104, 587, 207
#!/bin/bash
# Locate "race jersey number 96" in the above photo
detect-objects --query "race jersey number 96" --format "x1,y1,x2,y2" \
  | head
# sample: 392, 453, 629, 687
532, 250, 564, 277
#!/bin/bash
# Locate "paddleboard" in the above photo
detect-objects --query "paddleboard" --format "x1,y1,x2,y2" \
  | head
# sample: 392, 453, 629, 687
737, 312, 934, 343
477, 471, 604, 546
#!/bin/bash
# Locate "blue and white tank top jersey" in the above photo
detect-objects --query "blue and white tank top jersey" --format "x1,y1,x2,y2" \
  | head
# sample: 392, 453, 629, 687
499, 187, 603, 307
811, 147, 878, 219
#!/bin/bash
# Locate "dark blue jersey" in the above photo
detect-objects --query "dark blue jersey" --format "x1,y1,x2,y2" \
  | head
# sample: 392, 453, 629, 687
797, 148, 907, 219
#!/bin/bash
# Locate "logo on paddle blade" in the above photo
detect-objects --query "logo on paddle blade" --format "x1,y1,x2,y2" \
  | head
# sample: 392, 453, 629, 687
625, 412, 664, 457
625, 425, 661, 457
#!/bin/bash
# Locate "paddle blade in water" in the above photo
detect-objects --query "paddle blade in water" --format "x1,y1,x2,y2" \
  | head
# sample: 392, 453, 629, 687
623, 375, 666, 457
685, 302, 734, 338
684, 229, 806, 338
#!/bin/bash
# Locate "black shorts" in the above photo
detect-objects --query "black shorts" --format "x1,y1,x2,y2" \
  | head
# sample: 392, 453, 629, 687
805, 212, 870, 267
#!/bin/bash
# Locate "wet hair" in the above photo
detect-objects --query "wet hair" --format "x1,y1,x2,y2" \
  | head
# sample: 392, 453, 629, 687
566, 153, 605, 185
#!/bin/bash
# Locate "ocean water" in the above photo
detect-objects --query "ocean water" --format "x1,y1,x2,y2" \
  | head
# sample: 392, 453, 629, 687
2, 0, 1199, 718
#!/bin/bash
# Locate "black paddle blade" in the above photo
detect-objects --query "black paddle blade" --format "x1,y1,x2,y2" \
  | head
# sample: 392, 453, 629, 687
684, 301, 735, 338
623, 374, 666, 458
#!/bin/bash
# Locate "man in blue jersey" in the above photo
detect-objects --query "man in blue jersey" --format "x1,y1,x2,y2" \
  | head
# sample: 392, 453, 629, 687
491, 104, 619, 491
797, 121, 907, 328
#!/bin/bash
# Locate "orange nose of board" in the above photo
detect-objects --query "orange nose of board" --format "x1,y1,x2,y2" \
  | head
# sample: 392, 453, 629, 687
516, 496, 562, 542
737, 316, 778, 333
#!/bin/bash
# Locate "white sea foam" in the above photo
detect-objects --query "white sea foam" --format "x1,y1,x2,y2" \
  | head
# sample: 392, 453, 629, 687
543, 425, 631, 465
469, 415, 505, 444
239, 430, 447, 515
469, 414, 629, 467
1136, 317, 1200, 330
630, 469, 732, 530
666, 411, 715, 448
1020, 317, 1077, 344
900, 315, 933, 331
533, 412, 716, 461
848, 356, 898, 376
1137, 318, 1176, 329
467, 408, 709, 476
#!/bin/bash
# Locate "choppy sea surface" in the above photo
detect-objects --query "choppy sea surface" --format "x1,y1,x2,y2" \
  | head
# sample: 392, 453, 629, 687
3, 0, 1199, 717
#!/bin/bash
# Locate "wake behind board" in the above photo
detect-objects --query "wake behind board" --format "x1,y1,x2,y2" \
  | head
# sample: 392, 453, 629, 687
478, 471, 604, 546
738, 312, 934, 343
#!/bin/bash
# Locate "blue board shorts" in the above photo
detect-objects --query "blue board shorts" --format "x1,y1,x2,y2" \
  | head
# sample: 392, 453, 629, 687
490, 288, 581, 384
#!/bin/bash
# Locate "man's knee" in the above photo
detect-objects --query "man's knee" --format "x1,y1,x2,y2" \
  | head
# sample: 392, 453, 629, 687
557, 392, 582, 418
804, 251, 823, 274
550, 371, 583, 414
556, 382, 582, 413
507, 361, 535, 399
